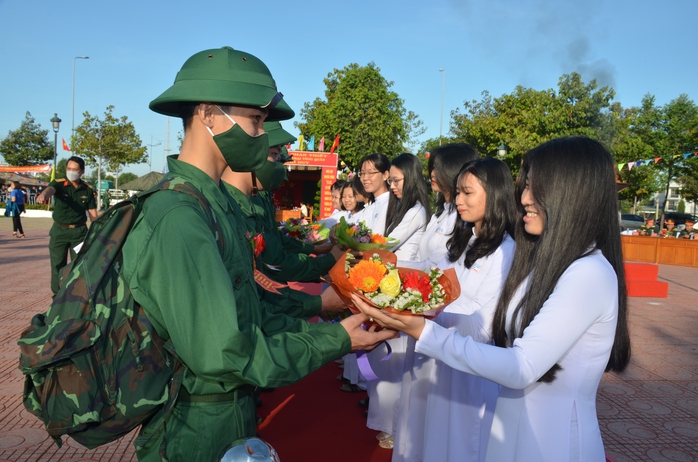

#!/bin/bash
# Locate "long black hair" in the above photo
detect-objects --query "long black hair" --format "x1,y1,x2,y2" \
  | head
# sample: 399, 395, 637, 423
446, 158, 517, 268
352, 174, 372, 205
385, 153, 432, 236
428, 143, 480, 217
491, 136, 631, 382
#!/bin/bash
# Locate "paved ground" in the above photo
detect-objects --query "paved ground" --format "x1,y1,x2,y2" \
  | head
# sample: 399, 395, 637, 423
1, 216, 697, 461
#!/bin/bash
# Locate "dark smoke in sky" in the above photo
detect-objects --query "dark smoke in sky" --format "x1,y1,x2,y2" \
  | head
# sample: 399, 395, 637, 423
449, 0, 617, 89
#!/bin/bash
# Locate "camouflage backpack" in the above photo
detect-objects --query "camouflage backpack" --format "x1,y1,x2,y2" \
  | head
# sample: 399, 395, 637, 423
17, 177, 223, 449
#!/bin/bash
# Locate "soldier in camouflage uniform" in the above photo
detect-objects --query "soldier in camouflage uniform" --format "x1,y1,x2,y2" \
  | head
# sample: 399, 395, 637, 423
125, 47, 394, 461
36, 156, 98, 295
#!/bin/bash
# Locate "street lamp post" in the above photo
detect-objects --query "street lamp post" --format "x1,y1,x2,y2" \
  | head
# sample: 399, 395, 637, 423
51, 114, 62, 180
147, 136, 162, 172
497, 141, 507, 158
439, 68, 445, 146
72, 56, 89, 141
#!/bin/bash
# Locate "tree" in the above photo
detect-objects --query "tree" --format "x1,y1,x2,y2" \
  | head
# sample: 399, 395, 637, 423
450, 73, 615, 176
602, 105, 662, 213
0, 111, 54, 165
118, 172, 138, 185
632, 94, 698, 224
679, 172, 698, 215
295, 63, 425, 169
73, 106, 147, 192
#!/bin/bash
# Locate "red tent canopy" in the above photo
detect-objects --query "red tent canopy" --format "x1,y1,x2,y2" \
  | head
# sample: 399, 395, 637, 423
0, 164, 51, 173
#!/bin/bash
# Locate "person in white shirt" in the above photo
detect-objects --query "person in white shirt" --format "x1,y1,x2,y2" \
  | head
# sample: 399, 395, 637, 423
393, 157, 517, 462
366, 153, 432, 449
318, 180, 349, 227
385, 153, 431, 262
341, 177, 369, 224
355, 136, 632, 462
340, 154, 392, 396
359, 153, 392, 235
413, 143, 480, 264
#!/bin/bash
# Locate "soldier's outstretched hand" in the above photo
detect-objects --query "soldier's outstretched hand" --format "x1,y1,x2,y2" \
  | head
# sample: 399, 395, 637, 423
340, 312, 398, 352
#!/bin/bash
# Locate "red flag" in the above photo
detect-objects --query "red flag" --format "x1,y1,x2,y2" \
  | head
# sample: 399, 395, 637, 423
329, 134, 340, 154
62, 138, 71, 151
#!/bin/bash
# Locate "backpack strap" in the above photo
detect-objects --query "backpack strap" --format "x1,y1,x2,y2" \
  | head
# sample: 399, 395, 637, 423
160, 181, 225, 254
143, 177, 226, 254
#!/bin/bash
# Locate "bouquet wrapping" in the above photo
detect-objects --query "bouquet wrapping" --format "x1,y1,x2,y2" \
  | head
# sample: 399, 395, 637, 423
335, 217, 399, 251
281, 218, 330, 244
327, 249, 460, 319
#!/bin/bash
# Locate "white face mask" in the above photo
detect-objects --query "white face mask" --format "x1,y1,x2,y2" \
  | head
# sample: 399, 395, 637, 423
66, 171, 81, 181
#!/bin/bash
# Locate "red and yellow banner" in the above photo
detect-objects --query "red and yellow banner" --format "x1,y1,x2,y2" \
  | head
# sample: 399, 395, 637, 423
0, 164, 52, 173
287, 151, 338, 168
320, 167, 338, 219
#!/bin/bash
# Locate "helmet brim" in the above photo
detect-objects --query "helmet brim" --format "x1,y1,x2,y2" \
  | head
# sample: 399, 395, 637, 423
150, 80, 294, 121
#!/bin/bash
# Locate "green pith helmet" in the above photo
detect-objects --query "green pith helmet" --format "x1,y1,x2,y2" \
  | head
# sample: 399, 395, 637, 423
279, 146, 293, 163
264, 121, 296, 147
150, 46, 294, 121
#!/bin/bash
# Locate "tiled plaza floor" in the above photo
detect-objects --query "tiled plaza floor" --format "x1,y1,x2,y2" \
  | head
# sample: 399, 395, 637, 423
1, 217, 697, 461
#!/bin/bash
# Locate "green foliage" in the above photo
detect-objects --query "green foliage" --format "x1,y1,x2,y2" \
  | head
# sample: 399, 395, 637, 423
449, 73, 615, 176
295, 63, 425, 170
679, 170, 698, 203
85, 170, 112, 183
56, 158, 67, 181
73, 106, 147, 172
0, 112, 54, 165
36, 158, 67, 182
313, 179, 321, 218
678, 199, 686, 213
118, 172, 138, 185
631, 94, 698, 218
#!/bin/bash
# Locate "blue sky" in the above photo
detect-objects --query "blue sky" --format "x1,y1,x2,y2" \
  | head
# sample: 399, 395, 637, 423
1, 0, 696, 177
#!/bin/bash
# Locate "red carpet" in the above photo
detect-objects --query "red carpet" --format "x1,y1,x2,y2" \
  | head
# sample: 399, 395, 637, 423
259, 281, 391, 461
256, 361, 392, 462
624, 262, 668, 297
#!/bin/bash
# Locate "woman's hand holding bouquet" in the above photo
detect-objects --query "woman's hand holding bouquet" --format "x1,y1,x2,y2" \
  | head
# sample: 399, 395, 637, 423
327, 249, 460, 321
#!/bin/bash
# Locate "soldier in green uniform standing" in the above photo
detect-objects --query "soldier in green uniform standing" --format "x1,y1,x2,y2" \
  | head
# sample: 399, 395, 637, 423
102, 189, 111, 210
125, 47, 394, 461
36, 156, 98, 296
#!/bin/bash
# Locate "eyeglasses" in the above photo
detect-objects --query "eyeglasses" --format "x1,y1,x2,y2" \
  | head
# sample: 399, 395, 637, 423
358, 170, 381, 178
387, 177, 404, 186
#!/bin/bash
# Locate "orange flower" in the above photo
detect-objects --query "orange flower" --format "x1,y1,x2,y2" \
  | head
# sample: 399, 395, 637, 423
348, 260, 387, 292
371, 233, 387, 244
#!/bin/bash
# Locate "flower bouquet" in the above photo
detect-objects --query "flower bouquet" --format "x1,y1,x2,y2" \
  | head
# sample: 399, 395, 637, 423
335, 217, 399, 251
327, 249, 460, 319
281, 218, 330, 244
